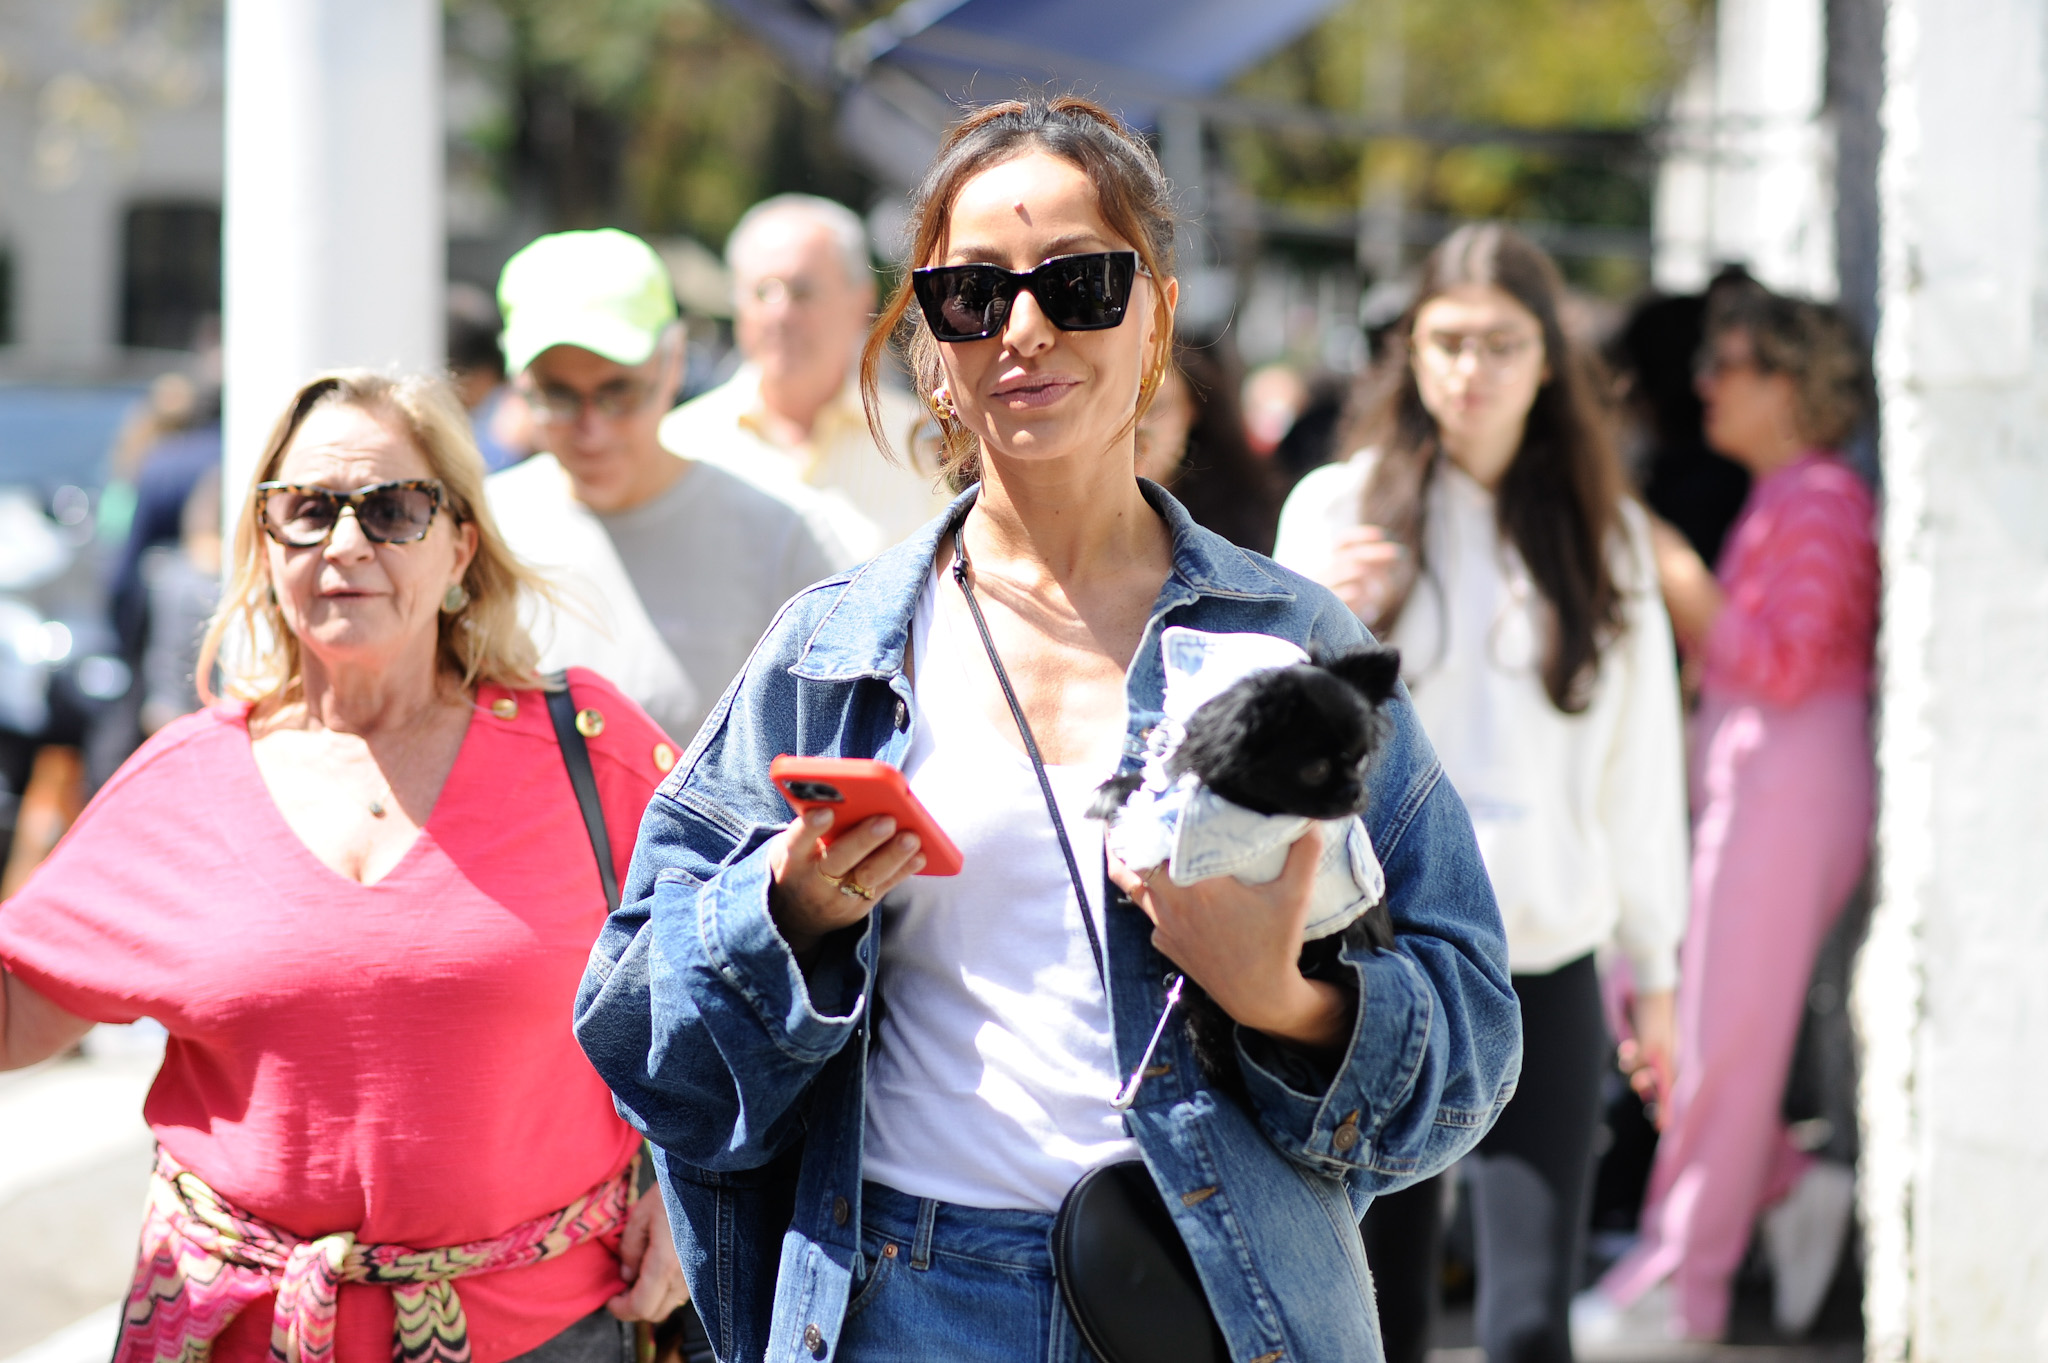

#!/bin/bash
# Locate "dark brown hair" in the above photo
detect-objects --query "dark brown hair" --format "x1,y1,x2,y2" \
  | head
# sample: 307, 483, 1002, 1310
861, 94, 1178, 484
1344, 223, 1626, 713
1159, 343, 1285, 553
1704, 284, 1870, 449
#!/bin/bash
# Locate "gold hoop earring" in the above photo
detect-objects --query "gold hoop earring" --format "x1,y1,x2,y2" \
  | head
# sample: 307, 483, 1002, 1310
442, 582, 470, 614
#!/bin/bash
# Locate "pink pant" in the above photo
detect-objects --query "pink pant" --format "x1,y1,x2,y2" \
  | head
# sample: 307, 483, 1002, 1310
1601, 688, 1873, 1336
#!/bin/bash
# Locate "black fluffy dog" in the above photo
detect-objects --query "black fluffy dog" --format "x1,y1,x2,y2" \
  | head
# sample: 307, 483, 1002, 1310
1095, 643, 1404, 1096
1168, 644, 1404, 826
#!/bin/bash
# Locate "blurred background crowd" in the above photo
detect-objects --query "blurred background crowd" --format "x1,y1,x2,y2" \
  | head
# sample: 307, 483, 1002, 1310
0, 0, 1904, 1358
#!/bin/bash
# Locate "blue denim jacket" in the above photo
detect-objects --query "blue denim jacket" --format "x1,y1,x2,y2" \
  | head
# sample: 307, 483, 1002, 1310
576, 483, 1520, 1363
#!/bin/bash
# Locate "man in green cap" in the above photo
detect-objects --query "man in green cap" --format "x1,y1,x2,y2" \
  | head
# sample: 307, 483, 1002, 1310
488, 228, 847, 744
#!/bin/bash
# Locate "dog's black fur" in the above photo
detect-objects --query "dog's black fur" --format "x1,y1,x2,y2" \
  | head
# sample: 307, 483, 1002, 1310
1094, 644, 1405, 1099
1170, 646, 1403, 821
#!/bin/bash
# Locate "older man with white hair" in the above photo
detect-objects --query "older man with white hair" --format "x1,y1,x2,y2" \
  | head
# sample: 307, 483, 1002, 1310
659, 194, 946, 560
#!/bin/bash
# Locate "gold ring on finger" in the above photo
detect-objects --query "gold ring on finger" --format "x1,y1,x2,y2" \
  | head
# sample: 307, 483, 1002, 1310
838, 878, 874, 901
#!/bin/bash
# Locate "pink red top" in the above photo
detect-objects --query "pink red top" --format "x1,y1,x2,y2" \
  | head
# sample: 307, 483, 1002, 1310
0, 668, 673, 1363
1701, 453, 1879, 707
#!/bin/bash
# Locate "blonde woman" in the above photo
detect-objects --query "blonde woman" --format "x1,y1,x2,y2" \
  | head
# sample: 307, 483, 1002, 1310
0, 372, 691, 1363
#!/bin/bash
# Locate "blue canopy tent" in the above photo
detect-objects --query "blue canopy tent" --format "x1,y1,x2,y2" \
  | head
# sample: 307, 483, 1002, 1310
713, 0, 1346, 187
849, 0, 1347, 114
710, 0, 1657, 366
711, 1, 1651, 268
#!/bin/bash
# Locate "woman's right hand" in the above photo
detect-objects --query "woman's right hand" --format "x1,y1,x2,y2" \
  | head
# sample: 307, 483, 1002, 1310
766, 808, 925, 959
1321, 525, 1406, 626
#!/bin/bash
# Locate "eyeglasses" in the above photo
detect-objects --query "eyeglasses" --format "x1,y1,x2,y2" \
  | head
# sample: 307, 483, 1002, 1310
1694, 349, 1762, 382
911, 250, 1142, 343
256, 479, 447, 547
526, 377, 657, 425
744, 276, 823, 308
1414, 330, 1540, 370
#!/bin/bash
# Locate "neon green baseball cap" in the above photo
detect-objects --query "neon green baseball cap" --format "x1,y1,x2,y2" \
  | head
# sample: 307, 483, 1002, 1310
497, 229, 678, 375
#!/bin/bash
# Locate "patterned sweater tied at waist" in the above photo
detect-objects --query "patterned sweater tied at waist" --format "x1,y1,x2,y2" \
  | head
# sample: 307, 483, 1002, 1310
117, 1147, 633, 1363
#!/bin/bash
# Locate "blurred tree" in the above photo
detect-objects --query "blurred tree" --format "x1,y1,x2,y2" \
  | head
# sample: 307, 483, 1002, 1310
450, 0, 879, 250
1225, 0, 1706, 285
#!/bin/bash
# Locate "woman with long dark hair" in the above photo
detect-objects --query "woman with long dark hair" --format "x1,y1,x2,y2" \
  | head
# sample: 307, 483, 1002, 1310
1275, 224, 1688, 1363
574, 96, 1520, 1363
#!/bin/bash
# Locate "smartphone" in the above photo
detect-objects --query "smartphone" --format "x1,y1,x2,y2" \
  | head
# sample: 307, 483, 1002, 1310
769, 755, 963, 877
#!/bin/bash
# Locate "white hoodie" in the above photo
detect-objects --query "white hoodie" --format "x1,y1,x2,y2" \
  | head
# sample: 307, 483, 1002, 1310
1274, 453, 1688, 990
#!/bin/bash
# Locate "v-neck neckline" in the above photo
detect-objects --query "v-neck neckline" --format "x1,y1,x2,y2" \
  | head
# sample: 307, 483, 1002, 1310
233, 700, 481, 892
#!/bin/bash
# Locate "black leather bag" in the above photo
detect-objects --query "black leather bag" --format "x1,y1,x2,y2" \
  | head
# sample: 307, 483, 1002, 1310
1053, 1161, 1228, 1363
951, 541, 1228, 1363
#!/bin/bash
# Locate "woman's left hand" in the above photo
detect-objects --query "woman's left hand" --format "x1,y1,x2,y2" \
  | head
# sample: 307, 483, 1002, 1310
1110, 827, 1355, 1054
608, 1185, 691, 1322
1620, 987, 1678, 1128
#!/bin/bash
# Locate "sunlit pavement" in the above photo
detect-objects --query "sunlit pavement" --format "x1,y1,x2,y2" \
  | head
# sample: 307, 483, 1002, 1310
1430, 1308, 1861, 1363
0, 1026, 160, 1363
1432, 1343, 1859, 1363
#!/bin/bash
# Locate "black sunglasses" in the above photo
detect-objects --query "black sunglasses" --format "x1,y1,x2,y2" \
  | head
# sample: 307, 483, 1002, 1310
256, 479, 448, 547
911, 250, 1142, 343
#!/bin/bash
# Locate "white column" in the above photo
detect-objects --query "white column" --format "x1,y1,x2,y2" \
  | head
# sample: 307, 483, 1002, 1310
221, 0, 443, 504
1859, 0, 2048, 1357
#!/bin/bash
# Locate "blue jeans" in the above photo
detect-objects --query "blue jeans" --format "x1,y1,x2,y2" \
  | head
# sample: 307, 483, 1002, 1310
836, 1182, 1097, 1363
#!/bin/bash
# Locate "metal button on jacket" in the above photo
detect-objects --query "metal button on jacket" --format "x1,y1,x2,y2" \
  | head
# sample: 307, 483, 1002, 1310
802, 1322, 826, 1357
832, 1195, 849, 1226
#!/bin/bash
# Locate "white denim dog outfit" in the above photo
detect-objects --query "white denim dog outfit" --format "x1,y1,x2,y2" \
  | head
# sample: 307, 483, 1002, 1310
1100, 626, 1385, 941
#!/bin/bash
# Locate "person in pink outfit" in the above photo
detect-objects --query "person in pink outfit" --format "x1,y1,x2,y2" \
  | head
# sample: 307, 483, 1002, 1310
1593, 287, 1878, 1341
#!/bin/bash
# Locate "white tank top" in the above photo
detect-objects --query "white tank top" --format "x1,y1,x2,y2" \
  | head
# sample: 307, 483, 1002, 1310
860, 561, 1139, 1211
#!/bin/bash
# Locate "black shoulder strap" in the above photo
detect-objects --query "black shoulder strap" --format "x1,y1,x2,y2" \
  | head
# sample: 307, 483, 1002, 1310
545, 672, 620, 915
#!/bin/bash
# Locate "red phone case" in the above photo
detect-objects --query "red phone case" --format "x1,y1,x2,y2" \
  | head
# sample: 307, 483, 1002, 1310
769, 755, 964, 877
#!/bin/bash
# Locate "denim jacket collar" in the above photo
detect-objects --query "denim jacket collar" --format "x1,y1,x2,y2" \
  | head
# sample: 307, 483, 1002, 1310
791, 478, 1299, 684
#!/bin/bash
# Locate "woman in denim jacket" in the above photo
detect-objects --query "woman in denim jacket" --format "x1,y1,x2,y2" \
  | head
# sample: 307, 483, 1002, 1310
575, 96, 1520, 1363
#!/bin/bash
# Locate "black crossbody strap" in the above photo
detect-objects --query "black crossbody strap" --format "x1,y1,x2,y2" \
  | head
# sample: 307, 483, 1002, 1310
950, 534, 1109, 988
545, 672, 621, 916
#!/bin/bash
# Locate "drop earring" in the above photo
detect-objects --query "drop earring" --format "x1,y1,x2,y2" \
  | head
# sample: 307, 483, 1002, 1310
442, 582, 470, 614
